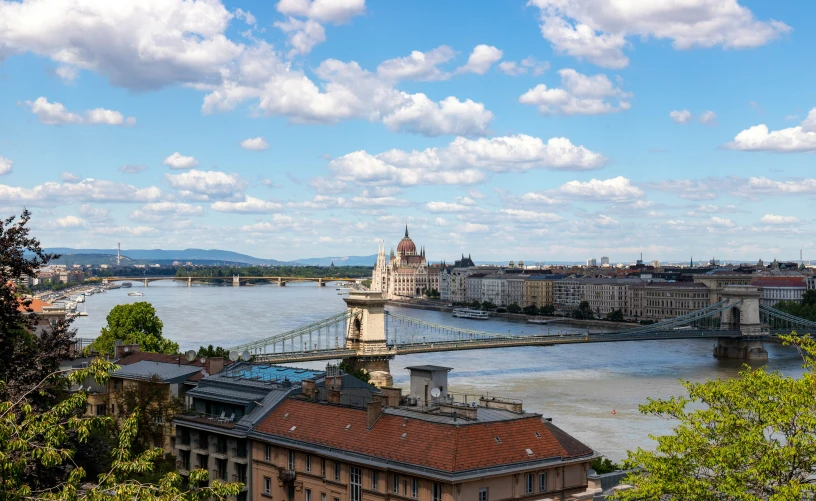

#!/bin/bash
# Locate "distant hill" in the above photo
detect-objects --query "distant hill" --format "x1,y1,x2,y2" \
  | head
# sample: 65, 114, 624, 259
44, 248, 288, 266
292, 255, 378, 266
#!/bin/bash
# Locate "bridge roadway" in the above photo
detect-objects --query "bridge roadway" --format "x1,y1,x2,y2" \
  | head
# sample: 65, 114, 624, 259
250, 328, 743, 364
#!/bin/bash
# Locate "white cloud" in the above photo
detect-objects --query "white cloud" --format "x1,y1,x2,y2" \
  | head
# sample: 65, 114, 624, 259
276, 0, 365, 24
327, 133, 605, 188
760, 214, 800, 225
240, 137, 270, 151
556, 176, 643, 202
519, 192, 561, 205
0, 156, 12, 175
457, 44, 502, 75
670, 109, 692, 124
200, 44, 494, 137
163, 152, 199, 169
79, 204, 111, 221
699, 110, 718, 125
287, 195, 346, 209
425, 201, 474, 213
42, 215, 87, 230
22, 97, 135, 125
234, 8, 256, 25
461, 222, 489, 233
499, 56, 549, 76
240, 214, 300, 232
137, 202, 203, 215
377, 46, 455, 81
726, 108, 816, 152
0, 0, 242, 90
468, 189, 486, 199
519, 69, 630, 115
211, 196, 282, 213
647, 178, 735, 200
120, 164, 148, 174
165, 170, 247, 199
734, 176, 816, 197
499, 208, 561, 223
527, 0, 790, 68
350, 196, 412, 207
0, 178, 164, 205
274, 17, 326, 57
61, 172, 80, 182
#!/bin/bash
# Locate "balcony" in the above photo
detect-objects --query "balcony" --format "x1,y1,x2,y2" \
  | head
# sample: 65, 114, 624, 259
180, 435, 191, 446
175, 410, 237, 429
232, 473, 248, 490
213, 469, 228, 482
214, 442, 228, 455
232, 447, 248, 459
279, 469, 297, 483
176, 460, 190, 475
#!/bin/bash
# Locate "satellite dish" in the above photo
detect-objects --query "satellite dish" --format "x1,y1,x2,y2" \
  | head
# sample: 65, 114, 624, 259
229, 350, 240, 362
185, 350, 196, 362
200, 357, 206, 364
241, 350, 251, 361
470, 401, 478, 408
430, 388, 441, 398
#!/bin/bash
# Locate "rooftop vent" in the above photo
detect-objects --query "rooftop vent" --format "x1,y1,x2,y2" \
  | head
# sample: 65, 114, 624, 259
494, 437, 502, 444
345, 424, 351, 430
526, 448, 534, 456
289, 425, 297, 432
535, 432, 541, 438
400, 432, 407, 439
283, 412, 289, 419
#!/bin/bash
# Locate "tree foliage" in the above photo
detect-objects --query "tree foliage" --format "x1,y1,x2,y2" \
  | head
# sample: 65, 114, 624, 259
591, 456, 622, 474
774, 290, 816, 322
572, 301, 594, 320
507, 303, 521, 314
614, 334, 816, 501
114, 376, 184, 453
196, 345, 231, 359
606, 309, 625, 322
91, 302, 178, 355
0, 360, 242, 501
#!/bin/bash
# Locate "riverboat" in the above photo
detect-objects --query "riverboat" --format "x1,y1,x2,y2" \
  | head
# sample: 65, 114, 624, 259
121, 282, 132, 288
127, 291, 145, 297
452, 308, 489, 319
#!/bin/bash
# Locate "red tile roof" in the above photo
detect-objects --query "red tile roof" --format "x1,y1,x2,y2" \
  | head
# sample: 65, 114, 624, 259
17, 297, 51, 313
255, 399, 592, 472
750, 277, 807, 288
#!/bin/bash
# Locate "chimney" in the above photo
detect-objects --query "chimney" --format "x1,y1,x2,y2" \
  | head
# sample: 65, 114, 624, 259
328, 388, 342, 404
114, 343, 140, 359
206, 357, 224, 375
378, 386, 402, 407
301, 379, 317, 400
328, 375, 342, 391
367, 400, 383, 429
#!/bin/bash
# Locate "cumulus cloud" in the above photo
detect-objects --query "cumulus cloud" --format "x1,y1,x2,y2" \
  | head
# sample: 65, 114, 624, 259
760, 214, 800, 225
275, 0, 365, 56
211, 196, 282, 213
240, 137, 269, 151
0, 0, 243, 90
699, 110, 718, 125
457, 45, 502, 75
0, 178, 164, 205
527, 0, 790, 68
199, 44, 493, 137
326, 133, 606, 188
646, 178, 738, 201
41, 215, 87, 230
137, 202, 203, 215
61, 172, 80, 182
461, 222, 489, 233
725, 108, 816, 152
425, 201, 474, 213
22, 97, 136, 126
274, 17, 326, 57
165, 170, 247, 200
519, 69, 630, 115
377, 46, 455, 81
498, 56, 549, 76
733, 176, 816, 198
670, 109, 692, 124
162, 152, 199, 169
0, 156, 12, 175
120, 164, 148, 174
499, 208, 561, 223
555, 176, 643, 202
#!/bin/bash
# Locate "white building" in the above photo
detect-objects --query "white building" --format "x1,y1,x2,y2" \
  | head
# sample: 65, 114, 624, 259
751, 276, 807, 307
371, 227, 439, 299
586, 258, 597, 267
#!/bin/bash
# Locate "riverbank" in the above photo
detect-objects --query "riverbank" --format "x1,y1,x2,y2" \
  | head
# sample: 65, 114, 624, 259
384, 300, 634, 330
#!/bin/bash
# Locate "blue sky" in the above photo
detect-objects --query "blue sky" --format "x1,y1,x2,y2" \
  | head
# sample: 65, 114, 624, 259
0, 0, 814, 263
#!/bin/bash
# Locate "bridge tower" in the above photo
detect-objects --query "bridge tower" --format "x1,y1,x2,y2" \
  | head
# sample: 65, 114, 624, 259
342, 291, 393, 387
233, 275, 240, 287
714, 285, 767, 360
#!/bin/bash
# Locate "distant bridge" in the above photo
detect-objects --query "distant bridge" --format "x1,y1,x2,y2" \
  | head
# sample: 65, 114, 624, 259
101, 275, 359, 287
228, 286, 816, 387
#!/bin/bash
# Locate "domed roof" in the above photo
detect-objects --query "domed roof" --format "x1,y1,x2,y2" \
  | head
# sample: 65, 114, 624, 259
397, 225, 417, 255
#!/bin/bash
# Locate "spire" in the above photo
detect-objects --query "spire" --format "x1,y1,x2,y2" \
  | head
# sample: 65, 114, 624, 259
405, 224, 409, 237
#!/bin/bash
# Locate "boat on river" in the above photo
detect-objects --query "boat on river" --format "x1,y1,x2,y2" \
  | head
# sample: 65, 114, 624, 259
452, 308, 489, 319
127, 291, 144, 297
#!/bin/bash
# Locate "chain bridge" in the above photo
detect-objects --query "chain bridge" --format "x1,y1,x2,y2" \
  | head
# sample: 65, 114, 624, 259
228, 286, 816, 387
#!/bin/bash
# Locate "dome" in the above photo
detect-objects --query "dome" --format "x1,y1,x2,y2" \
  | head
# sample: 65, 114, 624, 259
397, 225, 417, 255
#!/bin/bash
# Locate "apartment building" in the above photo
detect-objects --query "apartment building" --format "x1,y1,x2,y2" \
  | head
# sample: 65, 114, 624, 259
629, 282, 710, 320
553, 278, 583, 313
449, 268, 469, 303
581, 278, 641, 316
506, 274, 529, 307
465, 274, 486, 303
523, 275, 563, 309
481, 274, 509, 306
750, 276, 807, 308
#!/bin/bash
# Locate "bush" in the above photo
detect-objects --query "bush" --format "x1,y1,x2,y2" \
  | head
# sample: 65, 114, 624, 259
507, 303, 522, 314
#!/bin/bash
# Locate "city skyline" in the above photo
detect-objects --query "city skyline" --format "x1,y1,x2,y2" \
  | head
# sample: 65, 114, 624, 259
1, 1, 814, 261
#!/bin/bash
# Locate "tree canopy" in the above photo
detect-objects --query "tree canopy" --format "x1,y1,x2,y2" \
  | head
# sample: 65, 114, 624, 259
615, 334, 816, 500
572, 300, 594, 319
91, 302, 179, 355
773, 290, 816, 321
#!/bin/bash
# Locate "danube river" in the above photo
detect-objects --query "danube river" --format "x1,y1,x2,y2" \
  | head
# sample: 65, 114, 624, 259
73, 281, 804, 461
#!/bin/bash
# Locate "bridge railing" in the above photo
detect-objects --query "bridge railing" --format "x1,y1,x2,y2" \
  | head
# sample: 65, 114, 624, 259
229, 310, 357, 353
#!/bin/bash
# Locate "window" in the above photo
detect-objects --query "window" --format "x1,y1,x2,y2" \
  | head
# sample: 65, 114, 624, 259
322, 494, 326, 501
288, 450, 295, 471
265, 444, 272, 461
432, 484, 442, 501
322, 459, 326, 477
539, 472, 547, 492
306, 489, 312, 501
403, 480, 408, 496
334, 461, 341, 481
372, 471, 379, 491
479, 488, 488, 501
350, 467, 361, 501
525, 473, 533, 494
306, 455, 311, 472
264, 477, 271, 495
392, 474, 399, 494
412, 478, 418, 498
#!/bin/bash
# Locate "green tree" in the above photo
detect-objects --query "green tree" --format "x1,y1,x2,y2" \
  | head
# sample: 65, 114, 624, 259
572, 301, 594, 320
0, 360, 242, 501
481, 301, 497, 311
196, 345, 231, 359
606, 309, 624, 322
470, 300, 481, 309
91, 302, 179, 355
614, 334, 816, 501
539, 304, 555, 316
591, 456, 622, 474
523, 304, 539, 315
114, 375, 185, 453
507, 303, 521, 314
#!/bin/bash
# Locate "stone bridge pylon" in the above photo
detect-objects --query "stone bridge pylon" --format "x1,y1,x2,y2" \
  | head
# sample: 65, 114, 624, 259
714, 285, 768, 361
342, 291, 393, 387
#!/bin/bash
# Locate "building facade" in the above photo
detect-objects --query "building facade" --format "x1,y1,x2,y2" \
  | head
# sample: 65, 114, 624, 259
372, 227, 438, 299
750, 276, 807, 307
629, 282, 710, 320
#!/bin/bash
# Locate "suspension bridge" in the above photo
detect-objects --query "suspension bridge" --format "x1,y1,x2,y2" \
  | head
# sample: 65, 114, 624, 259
228, 286, 816, 387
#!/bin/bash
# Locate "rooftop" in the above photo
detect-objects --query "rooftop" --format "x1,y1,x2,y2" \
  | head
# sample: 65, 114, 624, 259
111, 360, 203, 383
218, 363, 324, 384
751, 276, 807, 287
405, 365, 453, 372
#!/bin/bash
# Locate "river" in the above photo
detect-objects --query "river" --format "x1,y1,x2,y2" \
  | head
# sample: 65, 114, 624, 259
72, 281, 805, 461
